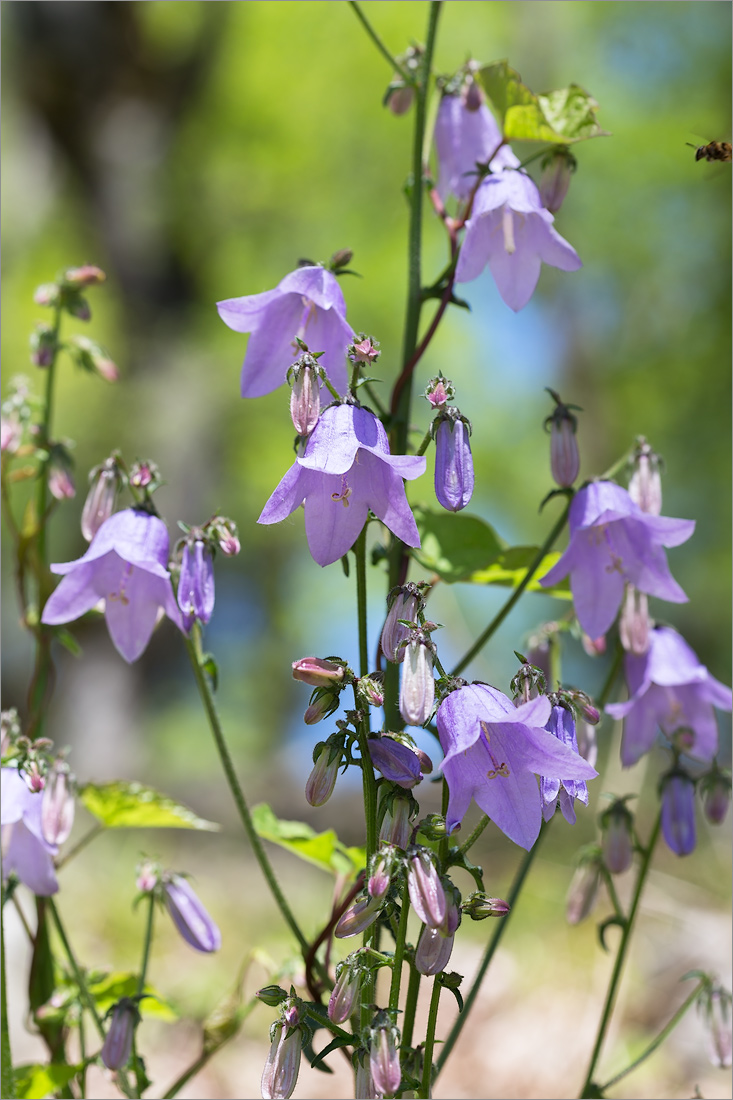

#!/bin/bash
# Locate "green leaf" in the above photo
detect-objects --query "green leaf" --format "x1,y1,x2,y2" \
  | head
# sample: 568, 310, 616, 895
479, 61, 608, 144
202, 654, 219, 692
13, 1062, 80, 1100
88, 971, 177, 1020
411, 506, 506, 583
251, 804, 365, 877
54, 628, 82, 658
79, 781, 219, 831
468, 548, 571, 597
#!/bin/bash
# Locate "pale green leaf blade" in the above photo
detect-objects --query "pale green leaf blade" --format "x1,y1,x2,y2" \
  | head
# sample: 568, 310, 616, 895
88, 971, 177, 1021
14, 1063, 80, 1100
79, 781, 219, 830
411, 506, 506, 583
252, 803, 365, 877
468, 548, 572, 596
537, 85, 610, 142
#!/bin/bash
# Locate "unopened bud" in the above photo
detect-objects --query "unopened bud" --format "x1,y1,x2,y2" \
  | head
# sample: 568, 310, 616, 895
329, 248, 353, 270
601, 800, 634, 874
303, 689, 338, 725
387, 82, 414, 115
48, 463, 75, 501
629, 438, 662, 516
101, 998, 138, 1071
256, 985, 288, 1007
700, 769, 732, 826
379, 797, 413, 850
41, 766, 75, 845
23, 760, 45, 793
434, 411, 474, 512
30, 324, 56, 368
328, 962, 363, 1024
462, 892, 511, 920
355, 1051, 381, 1099
261, 1020, 302, 1100
370, 1022, 401, 1097
462, 75, 484, 112
415, 923, 454, 975
178, 539, 215, 624
539, 146, 577, 213
367, 852, 392, 901
407, 850, 446, 930
33, 283, 60, 308
660, 771, 696, 857
289, 360, 320, 436
381, 587, 419, 664
565, 851, 603, 925
700, 985, 733, 1069
334, 894, 382, 939
63, 265, 106, 287
292, 657, 345, 688
219, 532, 240, 555
619, 586, 651, 656
545, 389, 580, 487
135, 860, 159, 894
358, 675, 384, 708
399, 639, 435, 727
305, 744, 340, 807
162, 874, 221, 952
129, 461, 156, 489
81, 458, 121, 541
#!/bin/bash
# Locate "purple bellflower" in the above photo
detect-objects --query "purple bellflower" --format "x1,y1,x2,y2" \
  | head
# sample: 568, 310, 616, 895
540, 704, 590, 825
217, 266, 354, 399
259, 404, 425, 567
178, 539, 215, 624
455, 168, 582, 312
42, 508, 183, 663
606, 626, 732, 766
434, 92, 518, 202
540, 482, 695, 640
1, 767, 58, 895
368, 736, 426, 789
162, 874, 221, 953
436, 684, 597, 849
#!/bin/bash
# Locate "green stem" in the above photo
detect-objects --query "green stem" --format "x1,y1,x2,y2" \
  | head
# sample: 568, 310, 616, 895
597, 642, 624, 708
136, 894, 155, 998
451, 496, 572, 677
55, 823, 104, 869
401, 964, 421, 1051
457, 813, 490, 857
348, 1, 412, 83
388, 880, 411, 1016
578, 810, 662, 1097
435, 820, 549, 1078
420, 978, 442, 1099
597, 981, 703, 1093
46, 899, 105, 1041
183, 632, 310, 956
355, 527, 369, 677
355, 710, 378, 864
1, 897, 13, 1100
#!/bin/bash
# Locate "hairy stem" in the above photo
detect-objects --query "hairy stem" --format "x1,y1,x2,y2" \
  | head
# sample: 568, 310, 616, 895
420, 977, 442, 1099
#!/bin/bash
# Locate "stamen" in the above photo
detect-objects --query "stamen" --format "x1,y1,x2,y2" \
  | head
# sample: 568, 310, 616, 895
331, 475, 352, 508
502, 207, 516, 254
108, 562, 133, 606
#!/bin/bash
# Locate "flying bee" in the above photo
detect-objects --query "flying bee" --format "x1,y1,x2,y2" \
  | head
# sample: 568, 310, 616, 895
687, 140, 732, 163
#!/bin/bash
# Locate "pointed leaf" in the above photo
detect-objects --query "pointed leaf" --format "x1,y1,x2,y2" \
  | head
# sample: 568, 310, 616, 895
252, 804, 365, 877
14, 1062, 81, 1100
79, 781, 219, 830
468, 547, 571, 596
88, 971, 177, 1020
480, 62, 608, 144
411, 506, 506, 583
537, 85, 610, 142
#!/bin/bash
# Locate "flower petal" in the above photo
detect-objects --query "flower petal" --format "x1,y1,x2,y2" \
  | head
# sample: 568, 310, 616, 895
238, 294, 308, 398
303, 473, 370, 566
104, 570, 172, 662
42, 563, 103, 625
258, 464, 309, 525
4, 821, 59, 895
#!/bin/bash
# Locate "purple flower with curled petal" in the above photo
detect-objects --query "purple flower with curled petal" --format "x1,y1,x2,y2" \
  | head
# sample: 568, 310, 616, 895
1, 767, 58, 895
540, 704, 589, 825
178, 540, 215, 624
606, 626, 732, 766
455, 169, 582, 312
259, 404, 425, 567
435, 93, 518, 202
42, 508, 183, 663
162, 874, 221, 953
540, 482, 695, 640
368, 736, 424, 789
436, 684, 597, 849
217, 266, 354, 398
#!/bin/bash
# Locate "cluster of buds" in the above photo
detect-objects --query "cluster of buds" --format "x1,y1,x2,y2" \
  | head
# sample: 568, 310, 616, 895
292, 655, 349, 726
600, 797, 635, 874
367, 732, 432, 789
136, 861, 221, 953
33, 264, 106, 324
288, 349, 324, 436
1, 377, 38, 458
431, 405, 474, 513
544, 388, 581, 489
8, 733, 55, 793
399, 629, 436, 727
261, 998, 303, 1100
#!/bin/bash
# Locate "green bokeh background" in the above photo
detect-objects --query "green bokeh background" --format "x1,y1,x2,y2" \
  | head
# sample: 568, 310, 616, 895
2, 3, 730, 1098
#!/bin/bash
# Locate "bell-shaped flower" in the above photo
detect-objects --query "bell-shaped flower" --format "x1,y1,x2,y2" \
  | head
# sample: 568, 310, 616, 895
415, 922, 454, 976
434, 413, 474, 512
399, 638, 435, 726
162, 873, 221, 953
436, 684, 597, 849
606, 627, 732, 767
305, 743, 340, 807
455, 168, 582, 312
407, 850, 447, 929
540, 703, 589, 825
217, 266, 354, 399
540, 482, 695, 640
101, 998, 139, 1071
381, 586, 419, 663
328, 960, 363, 1024
261, 1019, 302, 1100
178, 539, 215, 625
41, 508, 183, 663
660, 770, 696, 856
259, 404, 425, 567
434, 92, 518, 202
368, 735, 425, 789
1, 767, 58, 895
370, 1022, 401, 1097
334, 893, 383, 939
600, 800, 634, 874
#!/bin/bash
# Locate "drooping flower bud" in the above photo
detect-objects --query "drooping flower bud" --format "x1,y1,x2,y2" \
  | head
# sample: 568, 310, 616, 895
399, 638, 435, 727
565, 850, 603, 925
378, 796, 413, 850
162, 874, 221, 952
292, 657, 345, 688
368, 735, 426, 789
355, 1051, 381, 1099
407, 850, 447, 930
600, 799, 634, 874
628, 438, 662, 516
256, 985, 288, 1008
135, 859, 159, 894
415, 923, 454, 976
68, 335, 118, 382
358, 675, 384, 708
303, 690, 339, 725
305, 743, 340, 807
101, 998, 139, 1071
48, 462, 75, 501
367, 851, 393, 901
381, 587, 419, 664
288, 357, 320, 436
41, 766, 75, 846
619, 585, 651, 656
30, 323, 57, 368
699, 984, 733, 1069
660, 770, 697, 856
370, 1020, 401, 1097
539, 146, 577, 213
386, 82, 414, 116
544, 389, 581, 488
328, 960, 363, 1024
700, 768, 732, 826
219, 531, 240, 555
334, 894, 382, 939
462, 74, 484, 112
178, 539, 215, 624
81, 457, 122, 541
433, 411, 474, 512
63, 265, 106, 287
261, 1019, 302, 1100
462, 893, 511, 920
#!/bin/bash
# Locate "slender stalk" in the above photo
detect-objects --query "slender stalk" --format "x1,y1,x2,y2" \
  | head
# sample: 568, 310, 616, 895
1, 898, 13, 1100
578, 810, 662, 1097
162, 1051, 209, 1100
348, 1, 412, 83
355, 710, 378, 864
183, 632, 310, 956
55, 823, 104, 869
597, 641, 624, 708
355, 527, 369, 677
457, 813, 490, 857
420, 978, 442, 1099
451, 496, 571, 676
388, 880, 411, 1016
46, 899, 105, 1040
435, 820, 550, 1077
401, 964, 421, 1051
136, 894, 155, 998
12, 893, 34, 943
597, 980, 703, 1093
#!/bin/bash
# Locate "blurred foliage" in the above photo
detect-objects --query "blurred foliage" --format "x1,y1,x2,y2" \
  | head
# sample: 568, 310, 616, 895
1, 0, 730, 817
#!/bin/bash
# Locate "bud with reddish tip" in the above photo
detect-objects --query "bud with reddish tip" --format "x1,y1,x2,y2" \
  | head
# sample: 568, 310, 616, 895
129, 460, 157, 490
30, 324, 56, 368
101, 998, 139, 1071
48, 463, 75, 501
22, 760, 45, 793
63, 265, 106, 287
566, 849, 603, 925
582, 634, 607, 657
601, 800, 634, 874
334, 894, 382, 939
135, 859, 159, 894
328, 959, 363, 1024
619, 586, 651, 656
41, 766, 75, 846
220, 532, 240, 555
370, 1019, 401, 1097
288, 357, 320, 436
305, 743, 340, 807
358, 676, 384, 708
399, 638, 435, 727
261, 1018, 302, 1100
162, 874, 221, 952
349, 335, 381, 365
700, 768, 731, 826
407, 850, 446, 930
462, 892, 511, 920
303, 690, 339, 725
367, 852, 392, 902
629, 438, 662, 516
424, 375, 455, 410
292, 657, 345, 688
539, 146, 577, 213
544, 389, 581, 488
381, 588, 419, 664
660, 770, 697, 856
